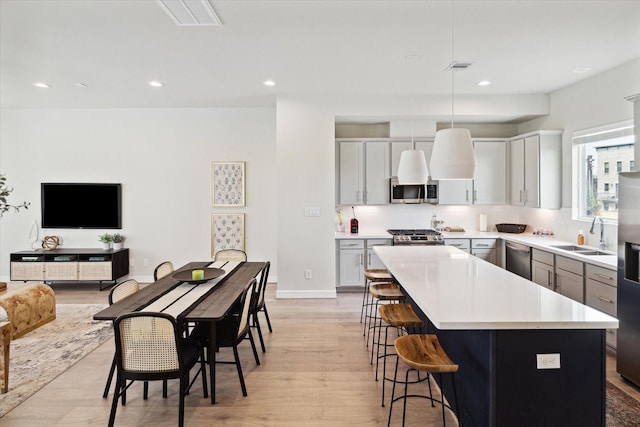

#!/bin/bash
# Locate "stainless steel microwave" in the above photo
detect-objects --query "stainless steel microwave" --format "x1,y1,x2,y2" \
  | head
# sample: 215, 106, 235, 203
389, 177, 438, 204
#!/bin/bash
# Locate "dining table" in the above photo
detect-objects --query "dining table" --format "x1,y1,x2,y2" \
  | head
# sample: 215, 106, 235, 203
93, 260, 267, 404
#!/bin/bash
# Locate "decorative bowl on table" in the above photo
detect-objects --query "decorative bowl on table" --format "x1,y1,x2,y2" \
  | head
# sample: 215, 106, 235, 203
172, 268, 225, 284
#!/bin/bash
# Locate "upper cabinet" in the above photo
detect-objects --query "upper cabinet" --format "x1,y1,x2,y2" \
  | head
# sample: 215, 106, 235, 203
438, 139, 507, 206
337, 139, 390, 205
509, 130, 563, 209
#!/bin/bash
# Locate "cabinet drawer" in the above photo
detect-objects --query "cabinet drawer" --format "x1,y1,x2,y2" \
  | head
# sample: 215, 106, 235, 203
79, 262, 113, 280
585, 264, 616, 286
339, 239, 364, 249
10, 262, 45, 281
532, 248, 554, 265
472, 239, 496, 249
555, 255, 583, 275
45, 262, 79, 280
445, 239, 470, 251
585, 278, 617, 316
366, 239, 391, 249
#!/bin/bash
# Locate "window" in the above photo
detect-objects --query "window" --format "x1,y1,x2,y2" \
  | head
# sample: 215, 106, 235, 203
574, 120, 635, 222
631, 160, 635, 170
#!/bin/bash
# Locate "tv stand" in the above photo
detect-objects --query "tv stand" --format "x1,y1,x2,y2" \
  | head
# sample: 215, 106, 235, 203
10, 248, 129, 290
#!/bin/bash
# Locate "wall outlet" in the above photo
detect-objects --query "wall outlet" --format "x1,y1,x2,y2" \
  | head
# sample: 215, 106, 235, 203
130, 258, 135, 267
304, 269, 312, 279
536, 353, 561, 369
143, 258, 149, 267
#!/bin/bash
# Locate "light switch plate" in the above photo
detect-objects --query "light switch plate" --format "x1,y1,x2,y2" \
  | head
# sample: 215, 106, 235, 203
536, 353, 561, 369
304, 207, 321, 217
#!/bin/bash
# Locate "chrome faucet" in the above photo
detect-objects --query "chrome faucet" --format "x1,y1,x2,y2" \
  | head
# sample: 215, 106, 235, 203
589, 216, 607, 250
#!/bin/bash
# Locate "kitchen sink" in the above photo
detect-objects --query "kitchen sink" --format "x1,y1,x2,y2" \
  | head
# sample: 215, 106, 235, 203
550, 245, 614, 256
550, 245, 590, 251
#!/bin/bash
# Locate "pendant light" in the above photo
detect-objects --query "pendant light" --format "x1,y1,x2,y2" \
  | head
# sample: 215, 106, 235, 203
429, 1, 476, 180
397, 118, 429, 184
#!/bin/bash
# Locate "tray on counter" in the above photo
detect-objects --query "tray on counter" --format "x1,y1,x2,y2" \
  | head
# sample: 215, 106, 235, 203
496, 223, 527, 233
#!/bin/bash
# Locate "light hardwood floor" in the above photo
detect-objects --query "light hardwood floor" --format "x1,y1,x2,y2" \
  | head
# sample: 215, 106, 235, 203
3, 283, 639, 426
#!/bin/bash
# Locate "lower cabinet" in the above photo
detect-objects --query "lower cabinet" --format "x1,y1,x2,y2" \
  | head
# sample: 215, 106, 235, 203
471, 239, 497, 265
444, 239, 470, 253
337, 238, 391, 286
532, 248, 554, 290
585, 264, 617, 349
555, 255, 584, 304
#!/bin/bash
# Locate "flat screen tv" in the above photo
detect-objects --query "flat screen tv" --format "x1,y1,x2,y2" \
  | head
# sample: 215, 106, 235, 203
41, 183, 122, 229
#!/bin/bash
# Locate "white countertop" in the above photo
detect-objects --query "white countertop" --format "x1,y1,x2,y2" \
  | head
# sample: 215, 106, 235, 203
374, 245, 619, 331
336, 229, 618, 270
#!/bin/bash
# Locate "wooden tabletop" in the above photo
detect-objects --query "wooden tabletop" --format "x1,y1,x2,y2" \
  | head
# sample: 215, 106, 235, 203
93, 261, 266, 322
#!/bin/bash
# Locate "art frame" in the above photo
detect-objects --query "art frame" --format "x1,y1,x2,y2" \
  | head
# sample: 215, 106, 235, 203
211, 161, 245, 207
211, 213, 245, 257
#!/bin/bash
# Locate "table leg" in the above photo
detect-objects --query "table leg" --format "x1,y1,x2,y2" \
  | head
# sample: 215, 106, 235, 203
0, 322, 11, 394
208, 321, 217, 404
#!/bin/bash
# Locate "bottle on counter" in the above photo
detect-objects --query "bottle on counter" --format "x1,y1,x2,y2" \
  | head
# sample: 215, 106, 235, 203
350, 206, 359, 234
577, 230, 585, 245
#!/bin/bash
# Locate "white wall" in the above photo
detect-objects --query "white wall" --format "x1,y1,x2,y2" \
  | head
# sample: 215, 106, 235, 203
0, 107, 277, 282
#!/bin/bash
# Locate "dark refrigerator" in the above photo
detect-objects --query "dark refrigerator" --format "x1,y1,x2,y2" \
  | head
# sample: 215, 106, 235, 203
617, 171, 640, 385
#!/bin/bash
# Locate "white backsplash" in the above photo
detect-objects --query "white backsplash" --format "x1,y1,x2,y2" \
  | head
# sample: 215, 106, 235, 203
336, 204, 618, 250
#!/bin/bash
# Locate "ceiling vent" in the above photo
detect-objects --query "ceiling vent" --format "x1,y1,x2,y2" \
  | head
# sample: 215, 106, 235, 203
446, 61, 473, 71
157, 0, 222, 26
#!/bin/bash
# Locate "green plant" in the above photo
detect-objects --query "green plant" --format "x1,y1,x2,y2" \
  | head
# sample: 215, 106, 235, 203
0, 174, 30, 216
112, 233, 124, 243
98, 233, 114, 243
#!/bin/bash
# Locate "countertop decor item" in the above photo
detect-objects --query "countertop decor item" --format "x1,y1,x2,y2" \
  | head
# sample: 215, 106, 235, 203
172, 268, 225, 284
41, 235, 60, 250
495, 223, 527, 234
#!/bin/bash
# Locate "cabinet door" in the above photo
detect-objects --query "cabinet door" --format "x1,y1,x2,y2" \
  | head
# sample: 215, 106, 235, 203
473, 140, 507, 205
555, 269, 584, 303
366, 239, 391, 269
415, 141, 434, 167
510, 138, 525, 206
339, 249, 365, 286
524, 134, 540, 207
471, 248, 497, 265
391, 141, 413, 177
532, 260, 554, 290
339, 142, 364, 205
365, 142, 391, 204
438, 180, 472, 205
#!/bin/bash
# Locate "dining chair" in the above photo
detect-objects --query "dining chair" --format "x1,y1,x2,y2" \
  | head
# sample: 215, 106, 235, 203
153, 261, 174, 281
214, 249, 247, 262
103, 279, 140, 398
108, 312, 207, 427
250, 261, 272, 352
191, 278, 260, 397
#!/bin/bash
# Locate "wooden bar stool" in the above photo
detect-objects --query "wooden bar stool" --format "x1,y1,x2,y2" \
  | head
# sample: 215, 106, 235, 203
366, 283, 404, 348
389, 334, 461, 427
362, 269, 394, 334
375, 304, 424, 407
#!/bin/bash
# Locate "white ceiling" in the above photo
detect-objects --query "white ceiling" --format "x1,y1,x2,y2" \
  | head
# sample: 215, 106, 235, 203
1, 0, 639, 119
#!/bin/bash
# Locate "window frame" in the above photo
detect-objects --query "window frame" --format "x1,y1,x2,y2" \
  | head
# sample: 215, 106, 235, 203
573, 119, 635, 224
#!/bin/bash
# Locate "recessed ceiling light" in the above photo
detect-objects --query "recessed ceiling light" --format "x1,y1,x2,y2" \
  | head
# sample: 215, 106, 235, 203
263, 80, 276, 87
573, 67, 592, 74
477, 80, 492, 86
148, 81, 164, 87
405, 54, 421, 61
33, 82, 52, 88
74, 83, 88, 88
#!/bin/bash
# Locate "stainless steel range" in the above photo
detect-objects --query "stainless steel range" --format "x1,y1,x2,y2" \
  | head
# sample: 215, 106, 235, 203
387, 229, 444, 245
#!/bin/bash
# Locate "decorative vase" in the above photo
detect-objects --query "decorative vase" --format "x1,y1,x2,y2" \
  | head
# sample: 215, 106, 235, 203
113, 242, 123, 250
102, 242, 111, 250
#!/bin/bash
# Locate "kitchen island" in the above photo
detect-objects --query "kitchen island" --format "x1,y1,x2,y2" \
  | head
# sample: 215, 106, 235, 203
374, 245, 618, 427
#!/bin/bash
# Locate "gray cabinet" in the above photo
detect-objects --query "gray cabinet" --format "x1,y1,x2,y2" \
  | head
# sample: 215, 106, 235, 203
337, 139, 390, 205
471, 239, 497, 265
532, 248, 554, 290
444, 238, 470, 252
509, 131, 562, 209
585, 264, 617, 348
555, 255, 584, 303
337, 238, 391, 286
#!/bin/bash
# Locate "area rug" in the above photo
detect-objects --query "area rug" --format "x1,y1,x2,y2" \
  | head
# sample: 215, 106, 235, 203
607, 380, 640, 426
0, 304, 111, 417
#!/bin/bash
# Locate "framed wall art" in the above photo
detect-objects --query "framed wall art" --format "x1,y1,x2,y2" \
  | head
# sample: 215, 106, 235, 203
211, 161, 245, 207
211, 213, 245, 257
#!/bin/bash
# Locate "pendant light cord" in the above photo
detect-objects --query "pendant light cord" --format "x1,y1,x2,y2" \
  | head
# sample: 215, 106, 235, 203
450, 0, 455, 129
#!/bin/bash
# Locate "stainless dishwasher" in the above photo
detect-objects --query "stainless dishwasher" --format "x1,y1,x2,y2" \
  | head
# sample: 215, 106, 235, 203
505, 241, 531, 280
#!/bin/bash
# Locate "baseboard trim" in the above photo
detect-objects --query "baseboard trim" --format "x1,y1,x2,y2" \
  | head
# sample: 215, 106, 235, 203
275, 289, 337, 299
